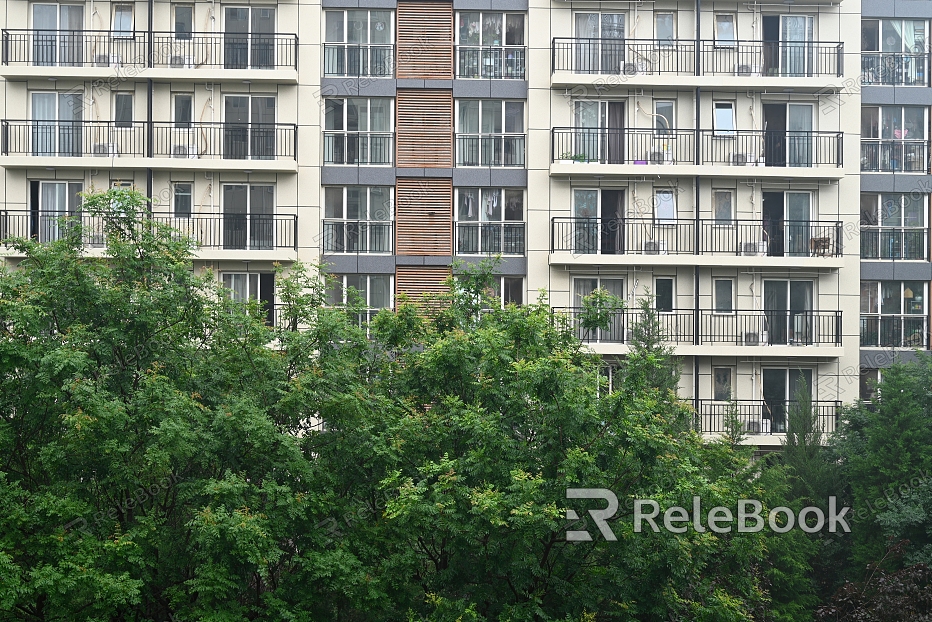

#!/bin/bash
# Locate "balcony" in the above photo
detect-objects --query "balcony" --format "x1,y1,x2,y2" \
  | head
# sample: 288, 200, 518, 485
860, 226, 928, 260
550, 218, 843, 262
860, 315, 928, 348
322, 132, 393, 166
550, 38, 842, 87
695, 400, 841, 436
455, 134, 526, 167
321, 220, 393, 254
323, 44, 393, 77
0, 29, 298, 78
861, 52, 929, 86
455, 46, 526, 79
455, 222, 526, 256
550, 128, 843, 176
0, 210, 298, 254
860, 140, 929, 173
556, 307, 841, 347
0, 120, 297, 170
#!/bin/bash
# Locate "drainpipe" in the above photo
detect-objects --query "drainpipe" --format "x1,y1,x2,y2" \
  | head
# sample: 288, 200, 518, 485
693, 0, 701, 408
145, 0, 154, 206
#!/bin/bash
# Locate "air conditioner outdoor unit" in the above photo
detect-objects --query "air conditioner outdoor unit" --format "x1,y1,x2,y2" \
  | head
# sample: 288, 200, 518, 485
744, 419, 762, 434
622, 62, 640, 76
95, 54, 122, 68
735, 63, 762, 77
743, 330, 769, 346
732, 152, 748, 166
172, 143, 198, 159
643, 240, 668, 255
170, 55, 195, 69
742, 241, 768, 256
93, 143, 118, 157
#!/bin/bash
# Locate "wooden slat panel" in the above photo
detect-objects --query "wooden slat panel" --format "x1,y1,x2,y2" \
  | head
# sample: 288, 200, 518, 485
395, 177, 452, 255
396, 90, 453, 168
396, 2, 453, 79
395, 266, 451, 304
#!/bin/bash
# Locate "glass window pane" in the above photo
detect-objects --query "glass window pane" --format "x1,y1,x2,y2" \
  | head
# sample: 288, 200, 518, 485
481, 188, 502, 221
714, 103, 734, 132
904, 281, 924, 314
861, 282, 878, 314
503, 277, 523, 305
324, 187, 344, 219
458, 100, 479, 134
882, 20, 902, 53
369, 99, 391, 132
881, 281, 901, 314
574, 278, 599, 305
175, 5, 193, 39
904, 194, 924, 227
325, 99, 344, 131
114, 94, 133, 126
459, 13, 480, 45
370, 11, 391, 45
713, 368, 732, 401
504, 189, 523, 220
458, 188, 479, 221
174, 95, 192, 128
173, 183, 192, 217
861, 107, 879, 138
481, 100, 503, 134
714, 190, 733, 221
369, 275, 391, 308
656, 14, 674, 43
325, 12, 344, 42
483, 13, 503, 46
655, 101, 674, 131
504, 102, 524, 133
326, 278, 344, 305
881, 107, 901, 140
716, 15, 735, 41
655, 190, 675, 220
347, 98, 366, 132
655, 278, 674, 312
505, 14, 524, 46
881, 194, 902, 226
714, 279, 733, 312
369, 187, 392, 221
573, 189, 598, 218
347, 10, 368, 44
904, 106, 926, 139
860, 194, 878, 225
861, 20, 879, 52
346, 187, 363, 220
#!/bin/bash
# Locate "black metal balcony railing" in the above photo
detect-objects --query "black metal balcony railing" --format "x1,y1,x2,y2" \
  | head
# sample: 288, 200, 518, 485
1, 120, 146, 157
551, 218, 843, 258
151, 122, 296, 160
321, 220, 393, 254
555, 307, 841, 347
550, 38, 843, 77
695, 400, 841, 435
0, 210, 297, 251
323, 131, 393, 165
1, 30, 298, 69
0, 121, 297, 161
456, 46, 527, 79
551, 128, 842, 168
861, 52, 929, 86
323, 44, 393, 77
860, 226, 928, 260
699, 130, 843, 168
860, 140, 930, 173
551, 128, 695, 165
455, 222, 526, 256
455, 134, 526, 167
551, 38, 696, 75
698, 40, 844, 77
860, 315, 929, 348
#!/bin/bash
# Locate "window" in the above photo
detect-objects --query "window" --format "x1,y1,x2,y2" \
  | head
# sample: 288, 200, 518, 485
456, 100, 526, 167
174, 5, 193, 40
713, 102, 735, 136
714, 279, 734, 313
859, 368, 880, 402
174, 94, 193, 129
655, 278, 674, 313
860, 193, 927, 259
223, 7, 276, 70
861, 106, 928, 172
860, 281, 928, 347
222, 272, 275, 325
655, 189, 675, 222
221, 184, 274, 250
31, 91, 83, 157
326, 274, 393, 323
486, 276, 524, 307
31, 180, 82, 243
656, 13, 675, 45
713, 368, 733, 401
323, 10, 393, 77
322, 186, 393, 253
573, 277, 625, 342
173, 183, 192, 218
861, 19, 926, 53
456, 188, 524, 255
573, 13, 625, 74
713, 190, 734, 221
456, 12, 526, 78
112, 5, 133, 37
114, 93, 133, 128
715, 14, 736, 45
654, 100, 674, 134
323, 98, 393, 165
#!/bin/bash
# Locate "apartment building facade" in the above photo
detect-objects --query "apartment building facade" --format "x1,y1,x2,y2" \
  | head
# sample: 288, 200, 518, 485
0, 0, 916, 446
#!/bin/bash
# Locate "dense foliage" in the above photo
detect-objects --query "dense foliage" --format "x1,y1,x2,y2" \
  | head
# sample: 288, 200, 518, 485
0, 189, 926, 620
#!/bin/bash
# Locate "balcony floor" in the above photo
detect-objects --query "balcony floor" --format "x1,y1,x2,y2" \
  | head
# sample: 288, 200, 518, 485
549, 161, 845, 180
586, 342, 844, 358
0, 155, 298, 173
0, 65, 298, 84
551, 71, 841, 93
548, 252, 845, 269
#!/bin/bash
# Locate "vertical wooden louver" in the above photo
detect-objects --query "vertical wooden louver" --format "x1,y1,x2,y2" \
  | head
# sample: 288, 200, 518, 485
395, 177, 452, 255
395, 266, 451, 304
396, 2, 453, 79
396, 90, 453, 168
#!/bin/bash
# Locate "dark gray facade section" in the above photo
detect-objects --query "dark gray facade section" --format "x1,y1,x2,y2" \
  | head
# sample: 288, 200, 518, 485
861, 86, 932, 105
861, 261, 932, 281
861, 348, 924, 368
860, 174, 932, 194
396, 168, 454, 178
453, 168, 528, 186
323, 255, 526, 275
320, 77, 396, 97
396, 79, 454, 89
862, 0, 932, 18
455, 255, 527, 274
321, 167, 397, 186
454, 0, 528, 9
452, 80, 528, 99
395, 255, 454, 266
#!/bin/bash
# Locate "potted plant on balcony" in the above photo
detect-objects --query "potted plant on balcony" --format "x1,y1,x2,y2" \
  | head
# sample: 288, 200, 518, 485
557, 151, 590, 164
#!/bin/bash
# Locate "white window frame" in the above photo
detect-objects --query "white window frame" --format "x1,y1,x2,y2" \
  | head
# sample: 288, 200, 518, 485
655, 13, 676, 45
655, 189, 676, 222
713, 367, 734, 402
111, 4, 134, 38
323, 97, 394, 132
713, 101, 736, 136
324, 10, 394, 44
173, 182, 192, 218
486, 276, 524, 307
455, 99, 525, 167
455, 187, 524, 256
173, 93, 193, 129
653, 99, 674, 134
714, 14, 737, 46
713, 189, 734, 222
654, 277, 675, 313
322, 186, 394, 254
327, 274, 394, 310
173, 4, 194, 40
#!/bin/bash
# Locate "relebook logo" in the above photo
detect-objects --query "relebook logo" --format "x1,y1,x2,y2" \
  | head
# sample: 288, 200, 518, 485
565, 488, 851, 541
